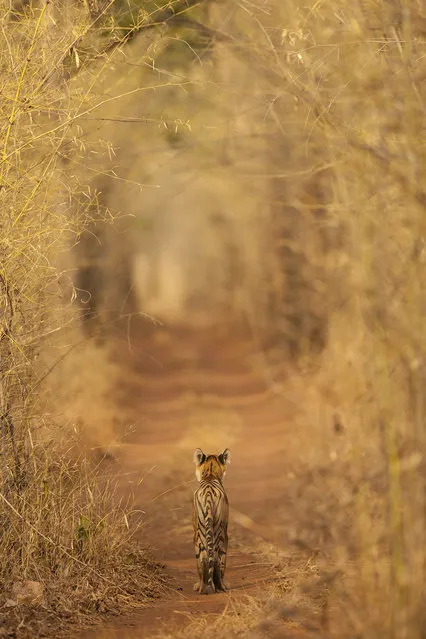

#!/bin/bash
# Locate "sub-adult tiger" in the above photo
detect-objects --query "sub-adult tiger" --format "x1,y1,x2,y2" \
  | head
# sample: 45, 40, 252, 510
192, 448, 230, 595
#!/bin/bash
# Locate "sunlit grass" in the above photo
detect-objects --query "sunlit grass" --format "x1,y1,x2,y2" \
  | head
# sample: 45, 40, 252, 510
0, 1, 168, 635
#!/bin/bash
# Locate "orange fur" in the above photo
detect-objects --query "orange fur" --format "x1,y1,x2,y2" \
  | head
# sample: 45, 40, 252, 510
193, 448, 230, 594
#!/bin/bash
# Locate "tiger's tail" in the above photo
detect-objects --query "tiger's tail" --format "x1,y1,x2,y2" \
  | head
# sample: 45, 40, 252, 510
202, 505, 215, 595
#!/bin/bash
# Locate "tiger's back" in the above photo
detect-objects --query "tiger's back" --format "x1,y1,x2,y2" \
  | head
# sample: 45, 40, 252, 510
192, 448, 230, 595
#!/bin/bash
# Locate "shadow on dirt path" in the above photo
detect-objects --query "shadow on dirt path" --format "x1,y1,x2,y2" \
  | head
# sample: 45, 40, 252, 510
78, 322, 323, 638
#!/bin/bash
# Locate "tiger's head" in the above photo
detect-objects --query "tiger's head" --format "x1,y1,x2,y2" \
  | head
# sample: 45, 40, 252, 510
193, 448, 231, 482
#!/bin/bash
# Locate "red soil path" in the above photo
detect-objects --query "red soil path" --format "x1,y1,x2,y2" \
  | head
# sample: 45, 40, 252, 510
78, 323, 327, 638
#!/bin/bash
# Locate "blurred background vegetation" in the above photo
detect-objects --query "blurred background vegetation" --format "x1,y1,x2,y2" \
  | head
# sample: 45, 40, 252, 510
1, 0, 426, 636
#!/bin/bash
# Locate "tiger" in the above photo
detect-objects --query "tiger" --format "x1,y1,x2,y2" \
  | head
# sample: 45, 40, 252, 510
192, 448, 230, 595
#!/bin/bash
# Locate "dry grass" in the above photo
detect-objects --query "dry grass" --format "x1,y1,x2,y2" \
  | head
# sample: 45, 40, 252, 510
0, 1, 171, 635
2, 0, 426, 636
127, 0, 425, 637
203, 0, 426, 636
0, 445, 165, 636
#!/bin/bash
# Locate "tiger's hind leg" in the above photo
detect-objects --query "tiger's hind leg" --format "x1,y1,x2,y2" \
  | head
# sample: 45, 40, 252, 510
193, 551, 204, 593
221, 551, 230, 591
213, 562, 227, 592
213, 547, 229, 592
214, 525, 229, 592
195, 555, 215, 595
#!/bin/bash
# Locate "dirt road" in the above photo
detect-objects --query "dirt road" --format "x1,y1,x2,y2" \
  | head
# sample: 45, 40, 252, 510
79, 322, 332, 638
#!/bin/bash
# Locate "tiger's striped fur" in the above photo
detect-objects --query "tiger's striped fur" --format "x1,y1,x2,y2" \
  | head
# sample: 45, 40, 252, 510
193, 448, 230, 595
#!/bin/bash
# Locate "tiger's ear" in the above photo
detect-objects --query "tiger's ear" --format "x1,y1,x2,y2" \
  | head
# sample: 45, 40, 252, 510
219, 449, 231, 465
194, 448, 205, 465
